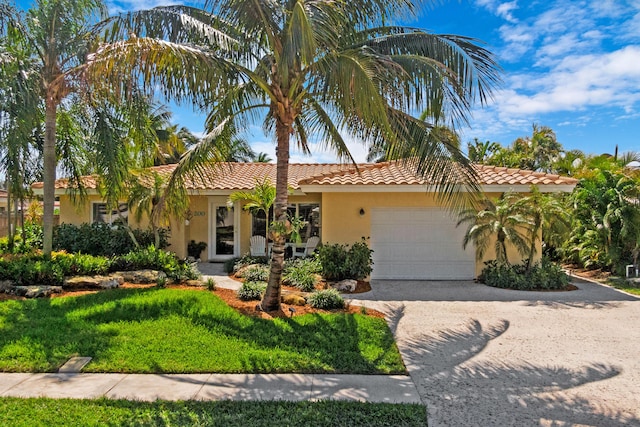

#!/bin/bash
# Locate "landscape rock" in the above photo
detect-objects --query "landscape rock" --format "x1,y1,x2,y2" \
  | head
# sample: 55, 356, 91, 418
14, 286, 62, 298
64, 275, 123, 290
114, 270, 166, 284
184, 279, 203, 287
331, 279, 357, 292
281, 293, 307, 306
0, 280, 14, 293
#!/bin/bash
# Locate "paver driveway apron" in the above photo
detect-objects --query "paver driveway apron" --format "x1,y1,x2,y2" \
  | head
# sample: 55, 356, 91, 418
348, 278, 640, 427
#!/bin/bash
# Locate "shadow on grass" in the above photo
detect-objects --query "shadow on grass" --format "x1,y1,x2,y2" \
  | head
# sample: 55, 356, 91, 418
1, 288, 402, 375
0, 289, 154, 372
397, 318, 638, 426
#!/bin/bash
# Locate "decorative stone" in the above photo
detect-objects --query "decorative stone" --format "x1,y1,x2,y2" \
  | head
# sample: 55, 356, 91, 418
331, 279, 358, 292
114, 270, 166, 284
184, 279, 203, 287
0, 280, 14, 293
282, 293, 307, 306
64, 275, 123, 290
13, 286, 62, 298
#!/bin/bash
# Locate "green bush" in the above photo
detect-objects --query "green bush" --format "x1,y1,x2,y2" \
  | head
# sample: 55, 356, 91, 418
317, 239, 373, 281
283, 258, 321, 291
237, 264, 270, 282
0, 252, 113, 286
0, 222, 44, 254
51, 252, 111, 276
317, 243, 349, 280
308, 288, 345, 309
53, 223, 169, 256
237, 281, 267, 301
224, 254, 269, 274
110, 246, 199, 281
480, 258, 569, 291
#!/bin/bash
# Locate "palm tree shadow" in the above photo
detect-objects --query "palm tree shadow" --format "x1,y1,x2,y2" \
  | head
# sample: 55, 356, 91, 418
399, 319, 638, 426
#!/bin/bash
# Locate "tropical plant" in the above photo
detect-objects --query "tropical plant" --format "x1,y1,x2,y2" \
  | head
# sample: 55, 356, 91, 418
87, 0, 499, 311
0, 0, 110, 254
457, 193, 532, 266
308, 288, 345, 309
228, 177, 276, 254
467, 138, 501, 164
513, 186, 571, 270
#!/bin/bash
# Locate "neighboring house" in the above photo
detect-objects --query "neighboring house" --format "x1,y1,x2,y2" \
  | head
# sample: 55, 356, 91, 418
32, 162, 577, 280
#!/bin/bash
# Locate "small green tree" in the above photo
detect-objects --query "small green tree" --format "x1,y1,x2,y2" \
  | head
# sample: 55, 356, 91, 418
228, 177, 276, 254
458, 194, 532, 266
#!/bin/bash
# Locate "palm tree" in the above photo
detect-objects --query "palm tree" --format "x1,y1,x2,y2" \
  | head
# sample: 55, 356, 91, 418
228, 177, 276, 254
254, 152, 272, 163
514, 186, 570, 270
1, 0, 107, 254
467, 138, 501, 164
88, 1, 500, 311
458, 193, 531, 266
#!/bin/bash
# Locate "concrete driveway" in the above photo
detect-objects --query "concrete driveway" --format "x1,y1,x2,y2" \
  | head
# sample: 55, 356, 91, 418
348, 278, 640, 426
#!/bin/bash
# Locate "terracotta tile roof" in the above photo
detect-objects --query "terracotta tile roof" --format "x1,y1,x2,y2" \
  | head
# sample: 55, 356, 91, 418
35, 161, 577, 191
298, 162, 578, 187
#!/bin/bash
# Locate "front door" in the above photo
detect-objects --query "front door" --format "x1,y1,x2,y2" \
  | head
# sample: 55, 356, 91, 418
211, 204, 236, 258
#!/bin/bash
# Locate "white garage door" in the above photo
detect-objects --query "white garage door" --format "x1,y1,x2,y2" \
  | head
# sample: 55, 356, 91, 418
370, 207, 475, 280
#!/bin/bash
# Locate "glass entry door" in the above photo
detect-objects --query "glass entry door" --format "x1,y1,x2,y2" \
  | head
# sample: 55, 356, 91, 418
214, 205, 235, 256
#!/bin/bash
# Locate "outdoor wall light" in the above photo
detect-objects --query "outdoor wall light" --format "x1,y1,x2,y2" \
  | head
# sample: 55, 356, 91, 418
359, 208, 365, 216
184, 209, 193, 226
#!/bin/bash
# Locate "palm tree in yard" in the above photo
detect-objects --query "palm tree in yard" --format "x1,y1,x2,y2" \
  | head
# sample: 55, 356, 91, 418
228, 177, 276, 254
87, 0, 500, 311
458, 193, 531, 266
0, 0, 107, 254
513, 186, 570, 270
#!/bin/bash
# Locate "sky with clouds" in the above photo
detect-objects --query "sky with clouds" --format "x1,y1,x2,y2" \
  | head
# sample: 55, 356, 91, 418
99, 1, 640, 162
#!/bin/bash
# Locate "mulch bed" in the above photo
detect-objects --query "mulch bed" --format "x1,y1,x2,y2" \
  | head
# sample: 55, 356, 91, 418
0, 280, 384, 320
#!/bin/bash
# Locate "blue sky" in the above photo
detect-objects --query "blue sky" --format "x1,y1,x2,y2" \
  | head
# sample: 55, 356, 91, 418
26, 0, 640, 162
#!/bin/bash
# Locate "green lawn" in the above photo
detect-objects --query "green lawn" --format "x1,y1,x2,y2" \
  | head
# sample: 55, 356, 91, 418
0, 398, 427, 426
606, 278, 640, 296
0, 288, 404, 374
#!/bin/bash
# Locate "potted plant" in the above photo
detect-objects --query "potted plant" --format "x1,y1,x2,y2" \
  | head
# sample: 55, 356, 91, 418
187, 240, 207, 259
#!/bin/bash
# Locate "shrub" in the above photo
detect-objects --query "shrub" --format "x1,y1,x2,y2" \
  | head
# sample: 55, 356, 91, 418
237, 281, 267, 301
237, 264, 270, 282
0, 222, 44, 254
317, 239, 373, 281
308, 288, 345, 309
317, 243, 348, 281
110, 246, 200, 281
480, 258, 569, 291
224, 254, 269, 274
205, 278, 216, 291
53, 222, 169, 256
51, 252, 111, 276
0, 252, 112, 286
346, 239, 374, 280
283, 258, 321, 292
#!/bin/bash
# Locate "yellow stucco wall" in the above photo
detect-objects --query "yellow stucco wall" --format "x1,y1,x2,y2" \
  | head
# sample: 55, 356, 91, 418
59, 190, 540, 274
321, 191, 539, 278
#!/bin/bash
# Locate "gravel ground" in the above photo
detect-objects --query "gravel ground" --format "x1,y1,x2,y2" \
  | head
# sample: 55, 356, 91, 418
348, 278, 640, 427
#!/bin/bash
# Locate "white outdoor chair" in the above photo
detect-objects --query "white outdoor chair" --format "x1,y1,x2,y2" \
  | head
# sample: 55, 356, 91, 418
292, 236, 320, 258
250, 235, 267, 257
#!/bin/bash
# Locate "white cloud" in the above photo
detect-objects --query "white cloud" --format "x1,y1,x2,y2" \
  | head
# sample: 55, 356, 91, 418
496, 1, 518, 23
106, 0, 180, 15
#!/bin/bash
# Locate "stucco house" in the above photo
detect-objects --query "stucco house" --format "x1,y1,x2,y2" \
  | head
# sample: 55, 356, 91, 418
33, 162, 577, 280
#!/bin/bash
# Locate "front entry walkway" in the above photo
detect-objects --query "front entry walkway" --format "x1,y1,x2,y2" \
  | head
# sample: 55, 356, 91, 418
349, 278, 640, 426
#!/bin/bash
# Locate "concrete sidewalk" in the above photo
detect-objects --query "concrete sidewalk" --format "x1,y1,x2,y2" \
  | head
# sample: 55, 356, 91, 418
0, 373, 421, 403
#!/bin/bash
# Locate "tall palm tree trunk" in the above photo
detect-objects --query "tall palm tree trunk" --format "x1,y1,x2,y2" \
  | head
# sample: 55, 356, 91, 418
260, 116, 291, 311
42, 95, 57, 255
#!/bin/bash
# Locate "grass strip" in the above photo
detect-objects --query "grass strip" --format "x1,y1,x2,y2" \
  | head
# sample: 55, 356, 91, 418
0, 288, 404, 374
0, 397, 427, 427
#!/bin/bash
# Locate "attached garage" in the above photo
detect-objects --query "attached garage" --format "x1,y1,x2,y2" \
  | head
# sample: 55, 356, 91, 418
370, 207, 475, 280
